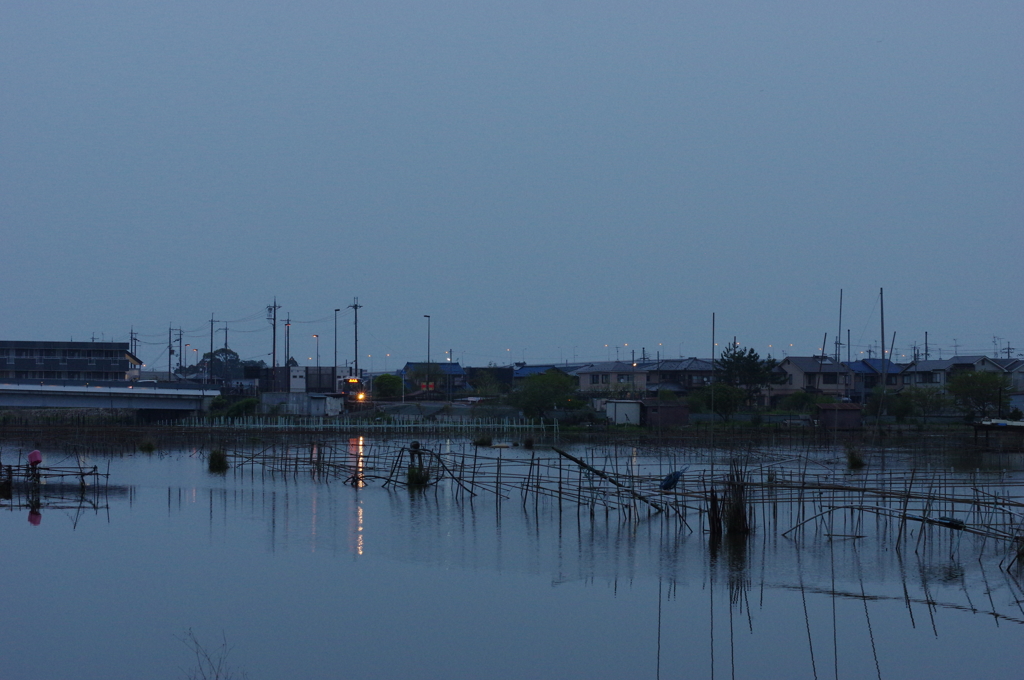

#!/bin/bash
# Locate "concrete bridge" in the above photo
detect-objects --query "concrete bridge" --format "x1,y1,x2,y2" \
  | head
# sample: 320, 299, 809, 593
0, 380, 217, 411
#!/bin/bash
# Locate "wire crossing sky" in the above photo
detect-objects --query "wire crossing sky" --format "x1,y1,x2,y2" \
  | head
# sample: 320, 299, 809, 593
2, 1, 1021, 369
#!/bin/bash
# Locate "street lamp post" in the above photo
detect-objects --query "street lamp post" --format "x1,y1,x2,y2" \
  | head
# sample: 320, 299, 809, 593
313, 335, 320, 389
334, 309, 340, 370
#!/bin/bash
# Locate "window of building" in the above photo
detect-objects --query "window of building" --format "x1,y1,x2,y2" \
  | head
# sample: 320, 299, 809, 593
590, 374, 600, 385
600, 374, 609, 384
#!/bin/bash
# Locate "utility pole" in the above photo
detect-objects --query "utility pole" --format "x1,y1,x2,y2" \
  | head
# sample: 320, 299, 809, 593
209, 313, 220, 384
168, 325, 173, 380
879, 287, 885, 364
177, 329, 183, 373
220, 325, 229, 349
284, 317, 291, 369
349, 297, 363, 376
267, 298, 281, 369
924, 331, 930, 360
836, 289, 843, 363
334, 308, 340, 370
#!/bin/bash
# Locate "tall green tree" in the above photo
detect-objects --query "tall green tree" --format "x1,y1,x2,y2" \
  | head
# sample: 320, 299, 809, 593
192, 347, 243, 381
947, 371, 1011, 419
373, 373, 403, 399
716, 346, 784, 404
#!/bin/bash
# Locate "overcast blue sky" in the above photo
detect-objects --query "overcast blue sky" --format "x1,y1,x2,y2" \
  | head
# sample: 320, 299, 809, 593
2, 1, 1021, 370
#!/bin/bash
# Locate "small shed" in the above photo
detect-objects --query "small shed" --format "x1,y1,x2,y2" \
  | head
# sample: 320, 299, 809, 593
816, 403, 862, 430
606, 400, 644, 425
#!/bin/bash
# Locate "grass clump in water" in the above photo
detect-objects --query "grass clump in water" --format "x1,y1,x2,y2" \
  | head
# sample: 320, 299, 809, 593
208, 449, 229, 473
406, 466, 431, 485
138, 440, 156, 453
472, 434, 493, 447
845, 443, 866, 469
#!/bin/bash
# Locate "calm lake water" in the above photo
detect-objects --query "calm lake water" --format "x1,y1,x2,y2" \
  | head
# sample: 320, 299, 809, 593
2, 437, 1023, 679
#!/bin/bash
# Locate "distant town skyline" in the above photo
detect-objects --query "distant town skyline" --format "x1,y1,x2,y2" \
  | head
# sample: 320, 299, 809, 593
59, 291, 1023, 372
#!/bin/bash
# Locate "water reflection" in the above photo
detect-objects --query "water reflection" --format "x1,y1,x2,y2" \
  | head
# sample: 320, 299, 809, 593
2, 443, 1022, 680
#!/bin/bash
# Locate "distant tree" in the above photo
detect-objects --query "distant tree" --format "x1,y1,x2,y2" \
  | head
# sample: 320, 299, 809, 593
863, 386, 918, 419
947, 371, 1011, 419
780, 391, 817, 413
887, 392, 916, 423
373, 374, 403, 400
900, 386, 950, 418
470, 370, 505, 397
686, 390, 707, 414
509, 369, 583, 418
690, 385, 746, 421
716, 346, 785, 405
286, 356, 299, 367
225, 398, 259, 418
198, 348, 242, 382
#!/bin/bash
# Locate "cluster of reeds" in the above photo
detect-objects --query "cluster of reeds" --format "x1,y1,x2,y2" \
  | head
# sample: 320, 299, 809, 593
208, 449, 229, 473
845, 442, 866, 469
724, 462, 751, 535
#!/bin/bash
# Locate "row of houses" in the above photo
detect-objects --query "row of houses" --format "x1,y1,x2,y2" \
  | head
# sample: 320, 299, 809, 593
336, 354, 1023, 407
501, 354, 1024, 408
775, 355, 1024, 405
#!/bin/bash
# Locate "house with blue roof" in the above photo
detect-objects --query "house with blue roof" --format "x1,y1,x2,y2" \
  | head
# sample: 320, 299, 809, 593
845, 358, 904, 403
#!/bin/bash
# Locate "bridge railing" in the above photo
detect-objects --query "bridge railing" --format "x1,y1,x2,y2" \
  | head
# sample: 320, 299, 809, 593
161, 415, 558, 436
